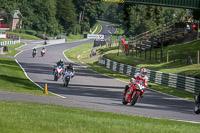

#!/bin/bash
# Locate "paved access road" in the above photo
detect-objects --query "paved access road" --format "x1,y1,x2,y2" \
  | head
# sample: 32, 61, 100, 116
1, 22, 200, 123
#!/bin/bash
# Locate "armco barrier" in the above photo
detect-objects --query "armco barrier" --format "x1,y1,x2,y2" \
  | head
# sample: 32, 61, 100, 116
0, 40, 20, 47
98, 57, 200, 94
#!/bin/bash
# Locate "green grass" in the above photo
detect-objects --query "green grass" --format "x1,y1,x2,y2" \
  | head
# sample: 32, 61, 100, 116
0, 101, 199, 133
8, 31, 42, 40
93, 23, 102, 34
0, 57, 54, 96
3, 43, 24, 56
65, 42, 93, 60
65, 33, 86, 42
0, 38, 12, 42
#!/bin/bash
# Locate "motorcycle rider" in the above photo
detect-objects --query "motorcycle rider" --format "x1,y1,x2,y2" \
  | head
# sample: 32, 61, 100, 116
66, 63, 75, 77
41, 47, 46, 53
125, 68, 149, 92
53, 59, 64, 74
57, 59, 64, 68
33, 48, 37, 54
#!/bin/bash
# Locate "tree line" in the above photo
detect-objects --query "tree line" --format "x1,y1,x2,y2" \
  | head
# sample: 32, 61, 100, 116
0, 0, 102, 36
0, 0, 198, 37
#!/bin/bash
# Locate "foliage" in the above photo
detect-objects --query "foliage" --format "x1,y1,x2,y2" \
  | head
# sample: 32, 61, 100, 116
121, 5, 189, 37
0, 0, 101, 35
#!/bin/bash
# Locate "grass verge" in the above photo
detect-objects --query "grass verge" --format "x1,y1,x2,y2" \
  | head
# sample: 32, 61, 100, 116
0, 101, 199, 133
0, 57, 54, 96
64, 42, 93, 60
65, 33, 86, 42
3, 43, 24, 56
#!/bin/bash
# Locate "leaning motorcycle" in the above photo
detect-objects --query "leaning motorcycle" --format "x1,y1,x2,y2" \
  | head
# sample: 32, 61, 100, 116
41, 50, 45, 56
63, 70, 73, 87
53, 65, 63, 81
194, 94, 200, 114
122, 79, 149, 106
32, 51, 37, 58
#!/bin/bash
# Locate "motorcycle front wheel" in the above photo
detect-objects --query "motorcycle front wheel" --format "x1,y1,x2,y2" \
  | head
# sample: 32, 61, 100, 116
54, 72, 58, 81
194, 105, 200, 114
122, 92, 128, 105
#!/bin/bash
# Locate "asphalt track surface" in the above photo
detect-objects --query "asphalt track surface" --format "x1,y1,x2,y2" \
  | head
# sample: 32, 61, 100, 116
1, 22, 200, 123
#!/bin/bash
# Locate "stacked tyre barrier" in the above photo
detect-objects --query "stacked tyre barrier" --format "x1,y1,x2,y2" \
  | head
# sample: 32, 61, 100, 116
0, 40, 20, 46
98, 57, 200, 94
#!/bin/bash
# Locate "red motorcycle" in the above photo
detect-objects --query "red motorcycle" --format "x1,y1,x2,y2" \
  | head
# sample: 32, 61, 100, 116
122, 79, 150, 106
41, 50, 45, 57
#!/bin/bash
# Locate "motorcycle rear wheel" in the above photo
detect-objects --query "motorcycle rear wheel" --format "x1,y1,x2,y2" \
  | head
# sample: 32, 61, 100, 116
130, 92, 140, 106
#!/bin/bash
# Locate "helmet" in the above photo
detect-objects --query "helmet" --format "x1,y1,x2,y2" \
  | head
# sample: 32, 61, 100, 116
60, 59, 63, 63
141, 68, 148, 77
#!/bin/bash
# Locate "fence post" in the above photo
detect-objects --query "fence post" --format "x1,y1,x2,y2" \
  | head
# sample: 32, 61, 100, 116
180, 51, 182, 64
173, 50, 176, 63
136, 48, 137, 57
167, 50, 168, 63
197, 50, 199, 65
150, 48, 151, 61
155, 49, 157, 61
132, 48, 133, 57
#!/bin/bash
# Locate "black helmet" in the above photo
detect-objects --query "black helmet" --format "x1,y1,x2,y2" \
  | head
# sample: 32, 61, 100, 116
60, 59, 63, 63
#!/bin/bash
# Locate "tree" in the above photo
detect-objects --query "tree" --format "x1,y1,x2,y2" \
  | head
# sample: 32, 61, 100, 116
56, 0, 77, 34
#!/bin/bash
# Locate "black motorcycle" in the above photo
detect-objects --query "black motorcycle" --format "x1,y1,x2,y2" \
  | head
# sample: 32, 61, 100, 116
194, 94, 200, 114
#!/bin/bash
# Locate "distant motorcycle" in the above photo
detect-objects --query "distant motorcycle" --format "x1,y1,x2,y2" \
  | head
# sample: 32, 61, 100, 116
194, 94, 200, 114
63, 69, 73, 87
53, 65, 63, 81
122, 79, 150, 106
32, 51, 37, 58
41, 49, 46, 56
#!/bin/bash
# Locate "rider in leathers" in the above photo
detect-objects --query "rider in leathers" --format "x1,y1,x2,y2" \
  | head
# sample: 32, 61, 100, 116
65, 63, 75, 78
125, 68, 148, 92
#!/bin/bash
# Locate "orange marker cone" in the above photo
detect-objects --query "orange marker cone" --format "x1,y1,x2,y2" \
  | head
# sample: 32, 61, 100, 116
44, 83, 48, 94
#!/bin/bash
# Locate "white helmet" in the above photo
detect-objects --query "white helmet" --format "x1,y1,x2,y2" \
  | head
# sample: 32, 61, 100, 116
141, 68, 148, 77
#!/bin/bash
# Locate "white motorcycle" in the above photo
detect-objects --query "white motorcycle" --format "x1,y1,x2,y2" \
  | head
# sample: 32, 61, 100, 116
194, 94, 200, 114
63, 69, 73, 87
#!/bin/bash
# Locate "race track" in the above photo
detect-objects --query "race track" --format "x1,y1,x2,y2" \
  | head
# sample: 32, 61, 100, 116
3, 22, 200, 123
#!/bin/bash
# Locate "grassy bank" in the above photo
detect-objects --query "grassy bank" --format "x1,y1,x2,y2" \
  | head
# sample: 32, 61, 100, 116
65, 42, 93, 60
103, 40, 200, 78
0, 57, 54, 96
0, 101, 199, 133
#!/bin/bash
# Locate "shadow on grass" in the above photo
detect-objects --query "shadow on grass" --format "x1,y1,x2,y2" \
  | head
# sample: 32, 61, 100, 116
0, 75, 40, 91
0, 58, 17, 66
